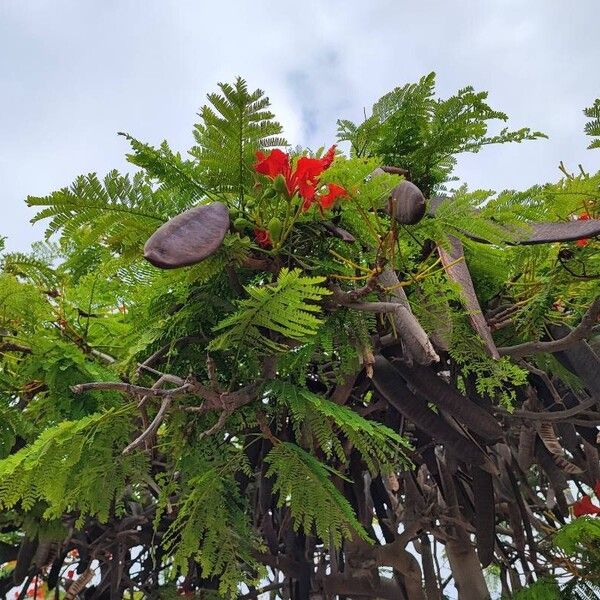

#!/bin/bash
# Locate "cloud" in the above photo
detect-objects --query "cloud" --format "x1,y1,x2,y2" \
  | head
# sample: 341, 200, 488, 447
1, 0, 598, 251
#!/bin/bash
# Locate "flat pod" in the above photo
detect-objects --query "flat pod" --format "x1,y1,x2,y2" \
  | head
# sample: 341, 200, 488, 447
516, 220, 600, 244
144, 202, 229, 269
389, 180, 426, 225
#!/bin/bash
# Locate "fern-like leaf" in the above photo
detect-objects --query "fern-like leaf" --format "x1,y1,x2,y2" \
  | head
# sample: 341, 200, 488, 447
191, 77, 287, 202
210, 268, 331, 352
270, 381, 411, 473
584, 99, 600, 149
265, 441, 370, 547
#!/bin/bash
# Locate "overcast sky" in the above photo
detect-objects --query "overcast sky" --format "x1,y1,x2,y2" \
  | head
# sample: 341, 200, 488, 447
1, 0, 599, 252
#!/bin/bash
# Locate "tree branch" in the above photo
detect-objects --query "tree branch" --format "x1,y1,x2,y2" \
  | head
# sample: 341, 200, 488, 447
70, 381, 195, 397
498, 297, 600, 359
122, 396, 173, 455
0, 342, 32, 354
494, 395, 597, 422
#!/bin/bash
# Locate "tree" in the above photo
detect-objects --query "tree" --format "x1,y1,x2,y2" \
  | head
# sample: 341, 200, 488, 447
0, 75, 599, 599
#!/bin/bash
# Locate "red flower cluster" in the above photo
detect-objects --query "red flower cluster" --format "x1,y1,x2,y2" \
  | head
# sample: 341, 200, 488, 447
572, 481, 600, 517
576, 212, 591, 247
254, 146, 348, 211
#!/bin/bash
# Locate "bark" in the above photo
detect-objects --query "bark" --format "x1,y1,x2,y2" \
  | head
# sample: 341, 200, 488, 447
376, 267, 439, 365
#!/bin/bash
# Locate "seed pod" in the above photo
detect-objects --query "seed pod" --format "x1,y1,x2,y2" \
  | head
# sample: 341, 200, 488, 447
389, 180, 426, 225
144, 202, 229, 269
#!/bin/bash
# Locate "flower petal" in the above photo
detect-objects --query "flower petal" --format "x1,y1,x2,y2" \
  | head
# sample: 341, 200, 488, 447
253, 228, 272, 248
573, 495, 600, 517
254, 149, 290, 179
318, 183, 348, 210
320, 145, 337, 170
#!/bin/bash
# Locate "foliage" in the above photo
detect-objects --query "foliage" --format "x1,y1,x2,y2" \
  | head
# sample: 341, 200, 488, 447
210, 268, 331, 352
265, 441, 369, 547
337, 72, 546, 194
0, 74, 598, 599
585, 99, 600, 150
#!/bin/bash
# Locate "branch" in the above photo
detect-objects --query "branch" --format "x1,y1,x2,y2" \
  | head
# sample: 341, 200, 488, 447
330, 268, 439, 365
498, 297, 600, 359
135, 335, 205, 375
0, 342, 32, 354
70, 381, 195, 397
238, 583, 286, 600
89, 348, 116, 365
122, 396, 173, 455
494, 396, 597, 422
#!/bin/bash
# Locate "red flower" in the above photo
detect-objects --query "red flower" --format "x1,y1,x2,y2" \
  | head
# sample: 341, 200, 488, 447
576, 211, 592, 247
573, 494, 600, 517
253, 228, 272, 248
67, 570, 75, 578
316, 183, 348, 211
254, 146, 344, 208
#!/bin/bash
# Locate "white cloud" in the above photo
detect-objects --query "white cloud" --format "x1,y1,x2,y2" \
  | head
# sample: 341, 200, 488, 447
1, 0, 598, 250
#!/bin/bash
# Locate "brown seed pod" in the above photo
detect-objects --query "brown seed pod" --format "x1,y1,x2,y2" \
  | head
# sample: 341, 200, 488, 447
144, 202, 229, 269
388, 180, 426, 225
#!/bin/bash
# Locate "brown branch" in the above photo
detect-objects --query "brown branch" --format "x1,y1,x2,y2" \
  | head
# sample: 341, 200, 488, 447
0, 341, 32, 354
330, 269, 439, 366
135, 335, 205, 375
498, 297, 600, 359
70, 381, 195, 397
122, 396, 173, 455
494, 395, 597, 422
89, 348, 116, 365
183, 384, 258, 415
238, 583, 286, 600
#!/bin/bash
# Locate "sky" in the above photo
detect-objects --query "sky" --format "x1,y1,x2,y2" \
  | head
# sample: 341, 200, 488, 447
1, 0, 599, 252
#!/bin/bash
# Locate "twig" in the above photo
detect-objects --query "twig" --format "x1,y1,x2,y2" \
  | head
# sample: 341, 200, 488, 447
70, 382, 194, 397
519, 360, 563, 405
238, 582, 286, 600
135, 335, 205, 375
89, 348, 117, 365
494, 396, 597, 422
136, 364, 185, 385
197, 397, 230, 440
498, 297, 600, 359
330, 269, 441, 366
122, 396, 173, 455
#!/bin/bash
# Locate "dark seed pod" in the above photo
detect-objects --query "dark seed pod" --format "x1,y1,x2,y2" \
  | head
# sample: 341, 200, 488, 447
473, 467, 495, 567
517, 220, 600, 244
389, 180, 426, 225
144, 202, 229, 269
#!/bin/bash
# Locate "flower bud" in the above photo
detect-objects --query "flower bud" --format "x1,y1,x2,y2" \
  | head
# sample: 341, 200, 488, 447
233, 217, 252, 233
272, 174, 288, 196
268, 217, 283, 243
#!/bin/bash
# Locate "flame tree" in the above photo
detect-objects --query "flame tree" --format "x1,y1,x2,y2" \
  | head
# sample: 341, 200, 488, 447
0, 75, 599, 599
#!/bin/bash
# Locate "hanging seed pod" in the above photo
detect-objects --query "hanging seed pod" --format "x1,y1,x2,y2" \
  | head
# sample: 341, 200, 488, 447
389, 180, 427, 225
515, 220, 600, 244
472, 467, 496, 567
144, 202, 229, 269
